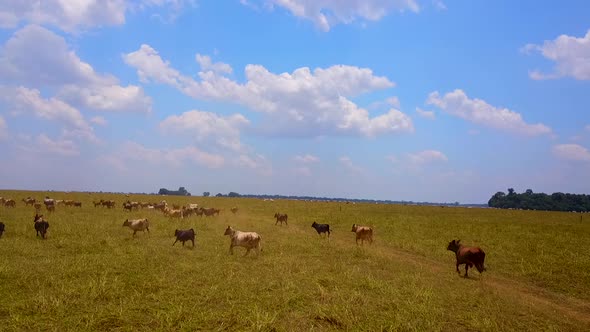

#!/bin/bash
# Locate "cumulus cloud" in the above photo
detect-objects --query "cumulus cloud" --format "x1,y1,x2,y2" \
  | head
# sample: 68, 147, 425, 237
416, 107, 435, 120
0, 25, 152, 113
0, 86, 97, 142
27, 134, 80, 156
294, 154, 319, 163
195, 54, 233, 74
522, 29, 590, 80
0, 115, 7, 139
426, 89, 552, 136
125, 45, 413, 138
0, 0, 194, 32
407, 150, 448, 164
243, 0, 420, 31
90, 116, 108, 126
339, 156, 363, 173
159, 110, 249, 151
115, 141, 225, 169
235, 154, 272, 175
553, 144, 590, 162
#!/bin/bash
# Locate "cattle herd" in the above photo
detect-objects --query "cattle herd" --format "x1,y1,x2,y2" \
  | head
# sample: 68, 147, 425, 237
0, 195, 486, 277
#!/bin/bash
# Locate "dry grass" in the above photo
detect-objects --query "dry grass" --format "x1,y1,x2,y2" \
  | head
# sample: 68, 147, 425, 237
0, 190, 589, 331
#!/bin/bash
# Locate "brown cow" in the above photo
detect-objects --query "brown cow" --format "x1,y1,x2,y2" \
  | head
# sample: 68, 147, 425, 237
274, 213, 288, 226
230, 207, 238, 214
447, 240, 486, 278
22, 197, 36, 206
4, 199, 16, 208
351, 224, 373, 245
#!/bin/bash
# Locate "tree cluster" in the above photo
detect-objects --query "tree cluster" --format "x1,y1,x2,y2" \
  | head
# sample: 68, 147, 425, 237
488, 188, 590, 212
158, 187, 191, 196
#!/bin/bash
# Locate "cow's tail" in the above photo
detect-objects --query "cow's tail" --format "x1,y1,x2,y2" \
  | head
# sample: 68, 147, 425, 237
475, 251, 486, 273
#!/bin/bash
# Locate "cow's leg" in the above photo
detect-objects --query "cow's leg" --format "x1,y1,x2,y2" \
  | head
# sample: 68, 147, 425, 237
456, 262, 460, 273
191, 239, 195, 247
229, 244, 234, 255
244, 248, 251, 256
464, 264, 469, 278
133, 230, 137, 237
146, 227, 150, 233
173, 239, 178, 246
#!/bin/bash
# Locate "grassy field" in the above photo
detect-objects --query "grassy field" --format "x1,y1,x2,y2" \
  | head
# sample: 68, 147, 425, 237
1, 190, 589, 331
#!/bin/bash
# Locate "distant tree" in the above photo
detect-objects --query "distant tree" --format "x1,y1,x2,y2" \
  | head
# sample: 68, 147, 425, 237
215, 193, 223, 197
228, 192, 241, 197
488, 189, 590, 212
203, 192, 210, 197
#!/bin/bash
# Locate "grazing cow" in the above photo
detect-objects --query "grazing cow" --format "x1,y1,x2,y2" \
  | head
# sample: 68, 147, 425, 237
4, 199, 16, 207
44, 197, 55, 207
311, 222, 330, 238
224, 226, 262, 256
46, 204, 55, 213
22, 197, 36, 206
188, 203, 199, 209
73, 201, 82, 207
33, 202, 42, 212
274, 213, 288, 226
153, 202, 167, 211
351, 224, 373, 245
173, 229, 195, 247
172, 204, 181, 210
446, 239, 486, 278
164, 208, 183, 219
93, 200, 102, 207
34, 214, 49, 239
64, 200, 74, 207
0, 221, 4, 238
122, 219, 150, 237
230, 207, 238, 214
201, 208, 219, 217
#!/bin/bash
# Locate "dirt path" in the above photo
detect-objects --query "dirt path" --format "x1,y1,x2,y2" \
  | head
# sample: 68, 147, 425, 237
368, 241, 590, 327
280, 221, 590, 327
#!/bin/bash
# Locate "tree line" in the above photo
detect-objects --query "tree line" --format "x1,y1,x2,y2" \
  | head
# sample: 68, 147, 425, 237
488, 188, 590, 212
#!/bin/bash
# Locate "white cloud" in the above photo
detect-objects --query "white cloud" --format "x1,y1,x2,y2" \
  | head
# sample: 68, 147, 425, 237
0, 25, 152, 113
90, 116, 108, 126
0, 115, 7, 139
159, 110, 249, 151
416, 107, 435, 120
30, 134, 79, 156
235, 154, 272, 175
522, 29, 590, 80
407, 150, 448, 164
433, 0, 446, 10
125, 45, 414, 138
339, 156, 363, 173
585, 124, 590, 132
1, 86, 97, 142
195, 54, 233, 74
386, 96, 400, 108
0, 0, 194, 33
553, 144, 590, 162
116, 141, 225, 169
426, 89, 552, 136
244, 0, 420, 31
293, 166, 312, 176
294, 154, 319, 163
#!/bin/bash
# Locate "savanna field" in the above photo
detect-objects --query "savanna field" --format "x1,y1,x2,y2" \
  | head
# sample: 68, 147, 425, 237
1, 190, 590, 331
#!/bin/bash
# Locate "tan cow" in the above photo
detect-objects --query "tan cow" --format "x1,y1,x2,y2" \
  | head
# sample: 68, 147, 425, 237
224, 226, 262, 256
351, 224, 373, 245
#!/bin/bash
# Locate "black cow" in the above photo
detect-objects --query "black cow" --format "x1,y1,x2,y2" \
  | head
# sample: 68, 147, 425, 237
173, 229, 195, 247
0, 221, 5, 238
34, 214, 50, 239
311, 222, 330, 238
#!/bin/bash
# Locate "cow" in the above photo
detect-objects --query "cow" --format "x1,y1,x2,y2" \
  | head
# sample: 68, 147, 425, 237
4, 199, 16, 207
0, 221, 5, 238
311, 222, 330, 238
274, 213, 288, 226
224, 226, 262, 256
351, 224, 373, 245
173, 229, 195, 247
230, 207, 238, 214
122, 219, 150, 237
22, 197, 36, 206
34, 214, 49, 239
446, 239, 486, 278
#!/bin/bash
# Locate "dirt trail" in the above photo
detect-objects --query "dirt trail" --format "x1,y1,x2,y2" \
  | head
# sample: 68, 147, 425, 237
366, 240, 590, 327
279, 221, 590, 327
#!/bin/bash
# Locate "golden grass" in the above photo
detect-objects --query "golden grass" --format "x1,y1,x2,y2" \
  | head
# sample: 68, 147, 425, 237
0, 190, 589, 331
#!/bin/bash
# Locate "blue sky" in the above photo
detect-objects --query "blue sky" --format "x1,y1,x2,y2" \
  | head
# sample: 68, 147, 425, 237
0, 0, 589, 203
